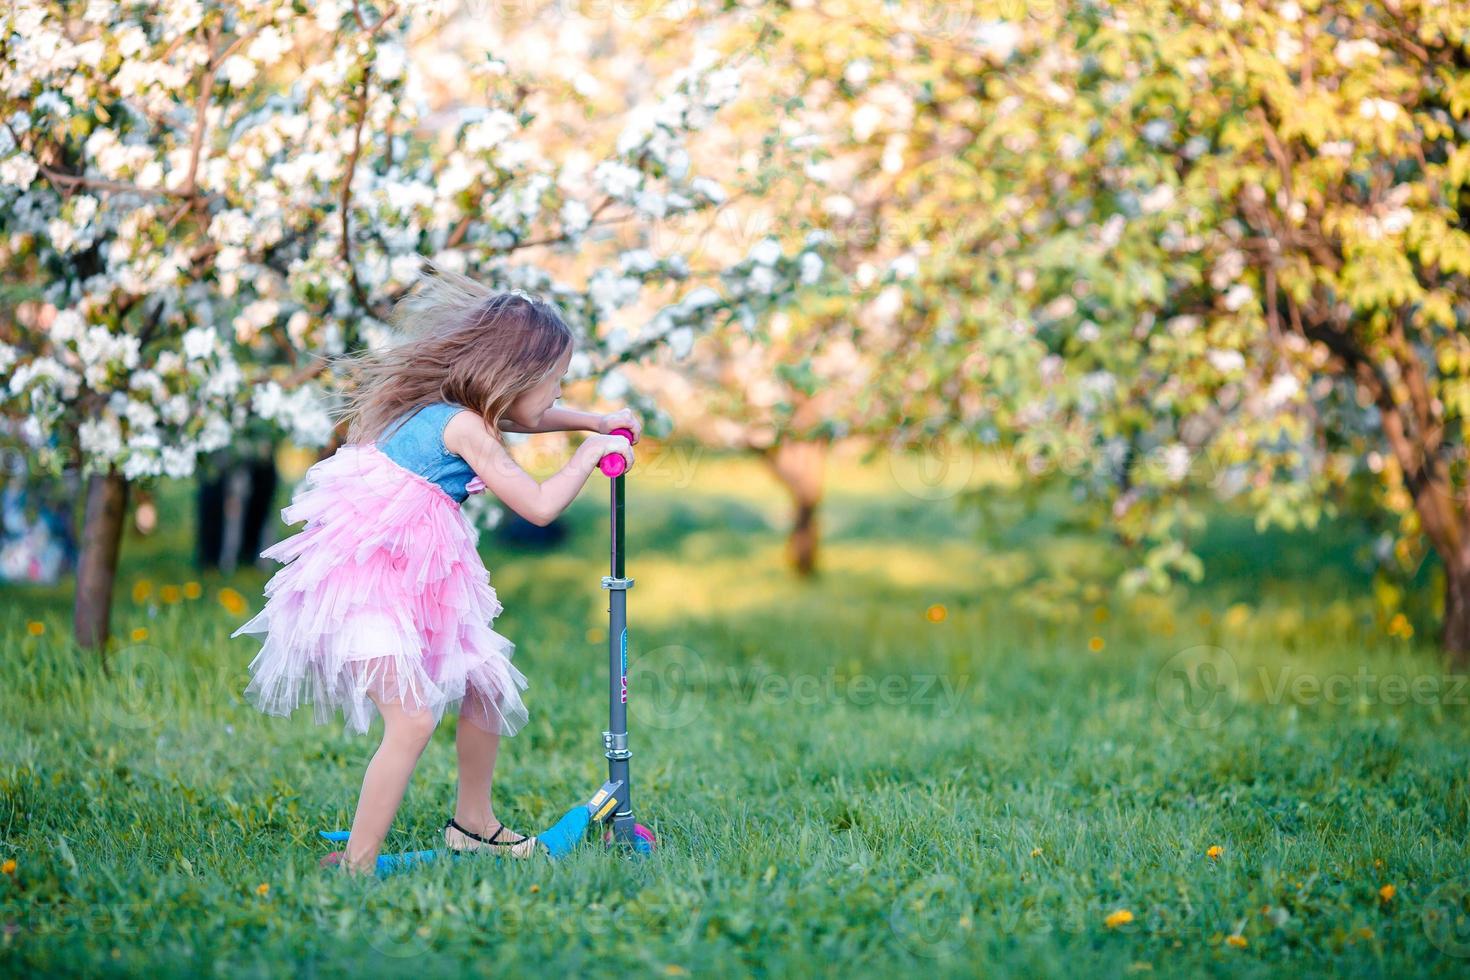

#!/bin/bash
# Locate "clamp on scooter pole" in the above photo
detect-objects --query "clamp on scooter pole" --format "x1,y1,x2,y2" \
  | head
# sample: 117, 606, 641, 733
603, 730, 630, 761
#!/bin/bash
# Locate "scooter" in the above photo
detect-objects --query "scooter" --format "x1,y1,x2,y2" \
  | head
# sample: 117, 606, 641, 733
319, 427, 655, 874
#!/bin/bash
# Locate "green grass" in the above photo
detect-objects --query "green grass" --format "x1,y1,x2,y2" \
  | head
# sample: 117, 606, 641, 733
3, 443, 1469, 977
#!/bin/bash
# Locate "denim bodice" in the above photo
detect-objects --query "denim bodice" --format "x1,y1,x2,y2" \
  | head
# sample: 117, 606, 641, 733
375, 402, 480, 503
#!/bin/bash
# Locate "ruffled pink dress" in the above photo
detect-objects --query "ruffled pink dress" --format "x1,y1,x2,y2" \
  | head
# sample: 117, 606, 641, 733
230, 403, 529, 737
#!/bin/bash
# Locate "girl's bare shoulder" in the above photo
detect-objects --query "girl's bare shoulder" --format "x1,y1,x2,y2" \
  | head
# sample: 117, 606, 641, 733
442, 407, 503, 460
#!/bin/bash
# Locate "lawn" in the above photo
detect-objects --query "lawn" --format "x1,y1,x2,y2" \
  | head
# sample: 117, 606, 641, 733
2, 441, 1468, 977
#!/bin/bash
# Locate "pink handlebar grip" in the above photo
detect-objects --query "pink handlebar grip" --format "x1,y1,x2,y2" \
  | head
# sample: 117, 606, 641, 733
599, 427, 635, 477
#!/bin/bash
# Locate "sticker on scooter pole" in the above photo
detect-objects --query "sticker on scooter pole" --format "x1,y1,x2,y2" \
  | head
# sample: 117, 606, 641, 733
620, 627, 628, 703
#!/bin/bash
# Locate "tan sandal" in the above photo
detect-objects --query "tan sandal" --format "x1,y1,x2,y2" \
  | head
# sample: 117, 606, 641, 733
443, 817, 544, 859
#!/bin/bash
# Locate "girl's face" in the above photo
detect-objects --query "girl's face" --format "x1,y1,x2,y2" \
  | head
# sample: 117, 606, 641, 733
506, 346, 573, 427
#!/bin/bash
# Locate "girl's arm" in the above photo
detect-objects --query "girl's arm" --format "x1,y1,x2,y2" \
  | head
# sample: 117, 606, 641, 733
499, 404, 642, 443
498, 405, 601, 435
445, 411, 609, 527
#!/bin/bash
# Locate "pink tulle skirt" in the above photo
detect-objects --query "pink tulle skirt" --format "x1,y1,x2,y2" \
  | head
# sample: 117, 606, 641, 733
230, 442, 529, 737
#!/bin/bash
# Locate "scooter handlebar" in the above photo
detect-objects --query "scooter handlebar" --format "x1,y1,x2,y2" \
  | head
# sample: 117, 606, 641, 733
598, 427, 636, 477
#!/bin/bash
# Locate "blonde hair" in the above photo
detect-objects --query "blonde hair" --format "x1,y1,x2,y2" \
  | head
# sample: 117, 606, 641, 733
335, 261, 575, 447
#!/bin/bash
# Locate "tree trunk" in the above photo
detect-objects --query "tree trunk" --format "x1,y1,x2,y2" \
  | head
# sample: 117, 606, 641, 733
758, 440, 828, 578
1442, 559, 1470, 663
790, 498, 819, 577
1402, 469, 1470, 662
74, 466, 130, 656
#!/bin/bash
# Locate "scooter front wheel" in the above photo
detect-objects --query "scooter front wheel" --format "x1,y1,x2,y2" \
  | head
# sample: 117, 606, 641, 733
604, 823, 657, 853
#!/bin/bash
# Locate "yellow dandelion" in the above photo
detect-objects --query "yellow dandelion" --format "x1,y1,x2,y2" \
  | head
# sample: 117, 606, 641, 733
132, 579, 153, 603
529, 883, 541, 893
1196, 610, 1213, 626
1207, 845, 1223, 860
1093, 606, 1109, 624
1223, 604, 1251, 630
1358, 927, 1374, 940
1373, 858, 1385, 869
218, 587, 247, 616
926, 603, 947, 623
1105, 909, 1134, 928
26, 621, 44, 636
1225, 934, 1247, 948
585, 627, 605, 644
1030, 847, 1043, 858
1, 858, 15, 874
160, 584, 182, 604
183, 581, 203, 600
1379, 884, 1395, 902
256, 883, 269, 896
1387, 613, 1413, 639
1088, 636, 1105, 653
130, 627, 149, 643
663, 967, 689, 977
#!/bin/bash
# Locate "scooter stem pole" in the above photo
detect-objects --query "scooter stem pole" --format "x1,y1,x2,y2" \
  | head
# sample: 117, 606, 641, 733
602, 460, 636, 844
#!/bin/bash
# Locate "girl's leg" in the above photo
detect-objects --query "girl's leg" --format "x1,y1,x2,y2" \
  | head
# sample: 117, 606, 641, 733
343, 691, 439, 874
446, 688, 538, 856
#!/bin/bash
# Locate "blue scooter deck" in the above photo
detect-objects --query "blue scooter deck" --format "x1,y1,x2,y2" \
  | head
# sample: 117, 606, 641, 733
319, 781, 620, 876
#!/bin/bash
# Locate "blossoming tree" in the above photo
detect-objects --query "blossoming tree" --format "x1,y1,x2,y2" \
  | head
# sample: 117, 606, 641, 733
0, 0, 824, 653
716, 0, 1470, 655
955, 0, 1470, 656
796, 0, 1470, 653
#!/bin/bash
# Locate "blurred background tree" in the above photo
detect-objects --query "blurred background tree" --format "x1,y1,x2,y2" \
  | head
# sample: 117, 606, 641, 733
0, 0, 824, 654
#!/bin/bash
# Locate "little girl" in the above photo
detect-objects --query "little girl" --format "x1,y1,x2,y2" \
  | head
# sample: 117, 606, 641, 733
230, 263, 639, 873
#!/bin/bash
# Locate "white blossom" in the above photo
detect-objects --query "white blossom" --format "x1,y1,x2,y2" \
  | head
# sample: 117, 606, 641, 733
667, 325, 694, 359
561, 198, 591, 233
800, 252, 824, 285
182, 326, 218, 360
597, 368, 629, 400
79, 415, 123, 458
0, 153, 39, 188
691, 177, 725, 204
974, 20, 1021, 61
161, 445, 196, 479
376, 43, 406, 81
594, 160, 642, 199
750, 238, 783, 266
463, 109, 518, 153
747, 265, 778, 295
220, 54, 258, 88
1335, 38, 1380, 66
1207, 349, 1246, 373
1139, 183, 1175, 214
620, 249, 658, 275
1263, 372, 1300, 410
682, 287, 721, 310
1358, 97, 1400, 122
1161, 444, 1192, 484
1223, 283, 1254, 311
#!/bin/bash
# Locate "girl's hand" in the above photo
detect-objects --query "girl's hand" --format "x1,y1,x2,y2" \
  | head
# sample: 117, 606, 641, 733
598, 408, 642, 444
582, 432, 634, 473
